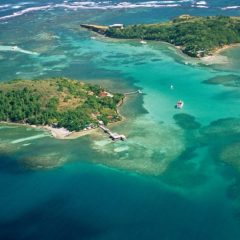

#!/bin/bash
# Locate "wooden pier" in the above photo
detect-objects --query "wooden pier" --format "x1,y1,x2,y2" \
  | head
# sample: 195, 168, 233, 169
80, 24, 109, 34
124, 89, 142, 96
99, 125, 126, 141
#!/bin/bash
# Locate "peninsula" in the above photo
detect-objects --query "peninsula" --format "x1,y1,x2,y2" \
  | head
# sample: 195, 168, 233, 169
0, 78, 124, 138
81, 15, 240, 57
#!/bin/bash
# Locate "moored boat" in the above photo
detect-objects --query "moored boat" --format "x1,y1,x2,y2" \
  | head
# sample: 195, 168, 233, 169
140, 40, 147, 44
176, 100, 184, 109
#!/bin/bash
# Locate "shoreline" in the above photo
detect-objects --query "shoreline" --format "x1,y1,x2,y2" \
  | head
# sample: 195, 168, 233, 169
213, 43, 240, 55
0, 96, 128, 140
82, 23, 240, 63
200, 43, 240, 65
42, 95, 128, 139
0, 121, 119, 140
90, 32, 240, 65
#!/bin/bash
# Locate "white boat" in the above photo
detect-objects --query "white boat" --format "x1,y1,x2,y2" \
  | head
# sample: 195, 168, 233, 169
176, 100, 184, 109
140, 40, 147, 44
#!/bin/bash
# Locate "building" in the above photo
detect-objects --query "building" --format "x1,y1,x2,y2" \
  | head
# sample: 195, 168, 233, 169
109, 24, 124, 29
99, 91, 113, 98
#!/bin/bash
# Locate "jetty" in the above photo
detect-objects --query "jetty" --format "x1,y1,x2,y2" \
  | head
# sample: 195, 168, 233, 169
80, 24, 109, 34
124, 89, 142, 96
80, 23, 124, 34
99, 124, 126, 141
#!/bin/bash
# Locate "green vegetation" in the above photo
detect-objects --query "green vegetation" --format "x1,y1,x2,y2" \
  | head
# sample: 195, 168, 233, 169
0, 78, 124, 131
85, 15, 240, 57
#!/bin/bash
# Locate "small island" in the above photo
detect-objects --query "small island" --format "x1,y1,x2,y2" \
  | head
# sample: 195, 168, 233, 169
0, 78, 124, 139
81, 15, 240, 57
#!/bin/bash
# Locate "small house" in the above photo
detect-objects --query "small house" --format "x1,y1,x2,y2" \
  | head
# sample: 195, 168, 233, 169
99, 91, 113, 98
109, 24, 124, 29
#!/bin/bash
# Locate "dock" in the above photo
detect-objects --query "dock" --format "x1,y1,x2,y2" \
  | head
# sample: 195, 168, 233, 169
124, 89, 142, 96
99, 125, 126, 141
80, 24, 109, 34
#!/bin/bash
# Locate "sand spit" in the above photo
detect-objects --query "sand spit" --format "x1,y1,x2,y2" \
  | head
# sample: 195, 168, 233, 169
200, 44, 240, 65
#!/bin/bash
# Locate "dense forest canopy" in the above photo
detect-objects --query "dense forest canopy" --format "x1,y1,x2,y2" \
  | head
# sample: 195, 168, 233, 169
85, 15, 240, 57
0, 78, 124, 131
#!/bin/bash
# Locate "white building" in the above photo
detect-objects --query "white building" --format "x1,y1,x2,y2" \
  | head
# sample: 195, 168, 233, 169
109, 24, 124, 29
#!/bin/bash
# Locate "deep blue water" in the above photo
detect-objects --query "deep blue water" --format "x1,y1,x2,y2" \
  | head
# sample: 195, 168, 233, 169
1, 161, 240, 240
1, 1, 240, 240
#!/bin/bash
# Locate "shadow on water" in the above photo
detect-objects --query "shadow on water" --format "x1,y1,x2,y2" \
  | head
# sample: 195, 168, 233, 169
203, 74, 240, 88
0, 196, 108, 240
0, 154, 30, 175
169, 114, 240, 192
0, 166, 238, 240
173, 113, 201, 130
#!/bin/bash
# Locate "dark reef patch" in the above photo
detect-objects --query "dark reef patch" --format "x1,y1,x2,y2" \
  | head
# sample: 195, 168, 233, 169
218, 142, 240, 171
178, 147, 199, 162
203, 74, 240, 87
200, 118, 240, 139
173, 113, 201, 130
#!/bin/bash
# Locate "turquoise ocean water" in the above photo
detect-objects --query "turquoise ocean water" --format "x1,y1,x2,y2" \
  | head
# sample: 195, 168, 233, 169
1, 1, 240, 239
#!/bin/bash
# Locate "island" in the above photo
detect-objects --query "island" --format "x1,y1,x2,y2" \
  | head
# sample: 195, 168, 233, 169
0, 78, 124, 139
81, 15, 240, 57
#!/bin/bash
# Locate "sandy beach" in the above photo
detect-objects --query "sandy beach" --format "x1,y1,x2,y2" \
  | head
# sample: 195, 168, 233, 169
0, 115, 124, 140
44, 125, 103, 140
200, 54, 229, 65
200, 43, 240, 65
42, 126, 72, 139
0, 121, 100, 140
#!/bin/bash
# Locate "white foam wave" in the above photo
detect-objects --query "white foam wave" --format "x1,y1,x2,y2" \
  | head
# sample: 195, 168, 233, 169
0, 1, 183, 20
12, 6, 22, 9
18, 2, 37, 6
142, 1, 177, 3
221, 5, 240, 10
54, 2, 181, 10
191, 0, 208, 9
193, 5, 208, 8
5, 0, 239, 21
196, 1, 207, 5
0, 5, 53, 20
0, 4, 11, 9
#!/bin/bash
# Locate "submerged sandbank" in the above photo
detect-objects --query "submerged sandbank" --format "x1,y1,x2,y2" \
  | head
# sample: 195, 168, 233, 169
200, 44, 240, 65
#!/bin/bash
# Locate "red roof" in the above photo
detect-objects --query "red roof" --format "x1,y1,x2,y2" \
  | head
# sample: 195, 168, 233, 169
99, 91, 108, 97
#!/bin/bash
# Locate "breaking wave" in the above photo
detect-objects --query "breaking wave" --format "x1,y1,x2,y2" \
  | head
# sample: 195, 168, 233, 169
1, 0, 240, 21
221, 6, 240, 10
0, 0, 197, 20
